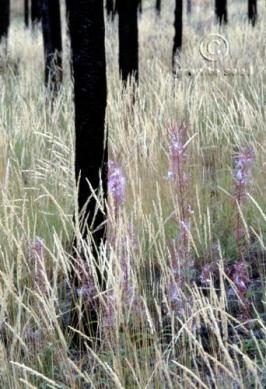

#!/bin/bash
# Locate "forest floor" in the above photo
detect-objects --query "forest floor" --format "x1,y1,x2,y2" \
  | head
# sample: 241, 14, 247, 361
0, 0, 266, 388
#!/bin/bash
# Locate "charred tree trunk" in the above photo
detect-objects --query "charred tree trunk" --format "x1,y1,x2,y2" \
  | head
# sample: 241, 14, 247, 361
31, 0, 41, 27
24, 0, 29, 28
215, 0, 228, 25
118, 0, 139, 83
248, 0, 257, 27
0, 0, 10, 48
67, 0, 107, 340
173, 0, 183, 70
156, 0, 161, 16
41, 0, 63, 94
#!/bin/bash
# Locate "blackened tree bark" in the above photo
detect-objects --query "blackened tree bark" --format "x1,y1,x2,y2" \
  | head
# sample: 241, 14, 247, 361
41, 0, 63, 93
156, 0, 161, 16
31, 0, 41, 27
117, 0, 139, 83
68, 0, 107, 339
248, 0, 257, 27
25, 0, 29, 28
215, 0, 228, 25
173, 0, 183, 69
0, 0, 10, 47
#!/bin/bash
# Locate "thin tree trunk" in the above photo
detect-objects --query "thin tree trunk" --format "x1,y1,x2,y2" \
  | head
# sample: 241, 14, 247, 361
248, 0, 257, 27
31, 0, 41, 27
215, 0, 228, 25
0, 0, 10, 49
118, 0, 139, 83
173, 0, 183, 69
24, 0, 29, 28
41, 0, 63, 94
68, 0, 107, 341
156, 0, 161, 16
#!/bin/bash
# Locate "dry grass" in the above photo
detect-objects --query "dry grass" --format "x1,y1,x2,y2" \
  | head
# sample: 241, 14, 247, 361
0, 0, 266, 387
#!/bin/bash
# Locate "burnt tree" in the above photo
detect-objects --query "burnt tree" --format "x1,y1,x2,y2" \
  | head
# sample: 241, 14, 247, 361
156, 0, 161, 16
41, 0, 63, 93
68, 0, 107, 253
173, 0, 183, 69
24, 0, 29, 28
0, 0, 10, 48
248, 0, 257, 27
31, 0, 41, 27
67, 0, 107, 341
117, 0, 139, 83
215, 0, 228, 25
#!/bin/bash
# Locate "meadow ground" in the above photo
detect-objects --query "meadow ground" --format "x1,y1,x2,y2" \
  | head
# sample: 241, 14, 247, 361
0, 0, 265, 387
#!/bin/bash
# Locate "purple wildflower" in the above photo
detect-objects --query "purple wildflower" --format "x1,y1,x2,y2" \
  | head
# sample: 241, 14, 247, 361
75, 261, 97, 307
102, 290, 116, 330
108, 160, 126, 219
76, 279, 97, 304
168, 125, 187, 195
168, 125, 193, 249
228, 260, 251, 323
233, 146, 254, 260
230, 261, 250, 298
168, 281, 185, 316
234, 146, 254, 195
167, 125, 194, 280
165, 125, 196, 320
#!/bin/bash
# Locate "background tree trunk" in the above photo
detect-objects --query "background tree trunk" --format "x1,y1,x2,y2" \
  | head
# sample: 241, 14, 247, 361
215, 0, 228, 25
248, 0, 257, 27
24, 0, 29, 28
41, 0, 63, 94
173, 0, 183, 69
0, 0, 10, 48
117, 0, 139, 83
156, 0, 161, 16
31, 0, 41, 27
